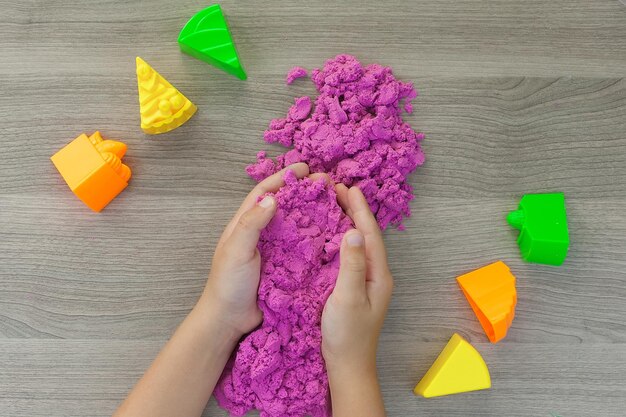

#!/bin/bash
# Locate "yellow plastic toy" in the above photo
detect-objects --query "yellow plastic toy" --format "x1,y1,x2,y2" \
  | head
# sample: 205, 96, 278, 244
135, 57, 197, 134
414, 333, 491, 398
51, 132, 131, 212
456, 261, 517, 343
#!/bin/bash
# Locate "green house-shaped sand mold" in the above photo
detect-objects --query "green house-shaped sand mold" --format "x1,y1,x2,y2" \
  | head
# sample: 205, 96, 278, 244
507, 193, 570, 266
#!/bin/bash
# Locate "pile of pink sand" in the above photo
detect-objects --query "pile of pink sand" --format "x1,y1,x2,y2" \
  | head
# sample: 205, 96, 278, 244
215, 55, 424, 417
247, 54, 425, 230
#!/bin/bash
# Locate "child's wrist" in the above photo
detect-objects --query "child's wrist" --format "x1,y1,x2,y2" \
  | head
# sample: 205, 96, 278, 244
327, 358, 379, 394
192, 295, 243, 344
323, 342, 377, 372
326, 353, 377, 381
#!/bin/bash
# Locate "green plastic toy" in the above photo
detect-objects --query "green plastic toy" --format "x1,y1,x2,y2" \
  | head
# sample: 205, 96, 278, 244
178, 5, 247, 80
507, 193, 569, 266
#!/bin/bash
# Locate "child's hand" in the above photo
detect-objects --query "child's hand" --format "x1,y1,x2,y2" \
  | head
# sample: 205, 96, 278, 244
321, 185, 393, 383
115, 163, 319, 417
201, 163, 310, 338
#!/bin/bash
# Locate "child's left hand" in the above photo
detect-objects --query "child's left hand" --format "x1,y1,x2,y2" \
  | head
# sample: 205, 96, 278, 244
200, 163, 311, 338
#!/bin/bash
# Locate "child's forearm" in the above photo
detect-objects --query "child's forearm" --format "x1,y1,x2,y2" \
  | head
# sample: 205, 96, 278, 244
113, 295, 238, 417
327, 361, 387, 417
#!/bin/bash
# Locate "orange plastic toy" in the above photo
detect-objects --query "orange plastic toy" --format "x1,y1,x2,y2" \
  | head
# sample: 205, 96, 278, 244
51, 132, 131, 212
456, 261, 517, 343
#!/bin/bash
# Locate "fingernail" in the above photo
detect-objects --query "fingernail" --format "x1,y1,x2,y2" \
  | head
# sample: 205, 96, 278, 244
259, 196, 275, 209
346, 231, 364, 247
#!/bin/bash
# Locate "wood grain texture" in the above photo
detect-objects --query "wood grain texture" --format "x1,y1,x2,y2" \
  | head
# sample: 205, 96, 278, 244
1, 0, 625, 416
0, 339, 625, 417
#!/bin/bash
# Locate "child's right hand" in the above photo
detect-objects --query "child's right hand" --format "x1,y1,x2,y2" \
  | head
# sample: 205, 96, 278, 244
321, 185, 394, 380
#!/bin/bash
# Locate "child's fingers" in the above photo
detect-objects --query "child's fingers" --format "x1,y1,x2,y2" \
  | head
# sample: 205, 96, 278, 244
240, 162, 308, 215
336, 185, 393, 306
309, 172, 332, 185
251, 163, 309, 199
223, 196, 277, 260
333, 230, 368, 304
335, 183, 352, 218
219, 163, 309, 246
347, 187, 391, 283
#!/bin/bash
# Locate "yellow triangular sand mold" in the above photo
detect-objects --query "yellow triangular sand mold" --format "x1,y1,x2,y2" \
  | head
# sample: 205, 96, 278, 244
414, 333, 491, 398
136, 57, 197, 134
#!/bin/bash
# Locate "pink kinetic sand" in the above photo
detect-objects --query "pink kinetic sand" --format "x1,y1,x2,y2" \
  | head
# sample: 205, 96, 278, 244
248, 54, 425, 230
215, 55, 425, 417
214, 171, 352, 417
285, 66, 308, 84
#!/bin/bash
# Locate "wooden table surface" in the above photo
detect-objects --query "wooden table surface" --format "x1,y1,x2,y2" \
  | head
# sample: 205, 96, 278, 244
1, 1, 625, 416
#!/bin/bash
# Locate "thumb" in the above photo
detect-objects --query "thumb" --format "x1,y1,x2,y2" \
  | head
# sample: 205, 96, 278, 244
333, 230, 367, 302
225, 196, 277, 258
